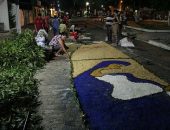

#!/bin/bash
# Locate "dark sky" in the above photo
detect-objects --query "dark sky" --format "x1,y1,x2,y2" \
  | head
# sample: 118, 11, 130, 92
60, 0, 74, 11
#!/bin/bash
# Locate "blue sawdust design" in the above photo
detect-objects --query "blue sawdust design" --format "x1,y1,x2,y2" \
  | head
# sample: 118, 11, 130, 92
74, 60, 170, 130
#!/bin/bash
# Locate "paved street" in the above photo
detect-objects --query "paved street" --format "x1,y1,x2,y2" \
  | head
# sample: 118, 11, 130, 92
118, 40, 170, 83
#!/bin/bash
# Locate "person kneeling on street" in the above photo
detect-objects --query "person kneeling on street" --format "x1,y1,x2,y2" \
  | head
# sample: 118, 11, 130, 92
49, 33, 69, 57
35, 29, 48, 48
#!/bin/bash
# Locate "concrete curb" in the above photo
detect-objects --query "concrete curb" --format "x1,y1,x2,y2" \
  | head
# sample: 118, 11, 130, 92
148, 40, 170, 50
135, 38, 170, 51
125, 26, 170, 33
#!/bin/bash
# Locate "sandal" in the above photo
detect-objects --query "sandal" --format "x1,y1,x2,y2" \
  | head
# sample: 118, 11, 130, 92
55, 54, 62, 57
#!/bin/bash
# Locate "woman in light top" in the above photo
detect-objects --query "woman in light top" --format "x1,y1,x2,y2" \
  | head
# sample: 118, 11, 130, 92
49, 33, 69, 57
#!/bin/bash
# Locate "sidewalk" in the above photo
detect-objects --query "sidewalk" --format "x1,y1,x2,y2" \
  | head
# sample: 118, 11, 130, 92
0, 31, 12, 40
36, 54, 86, 130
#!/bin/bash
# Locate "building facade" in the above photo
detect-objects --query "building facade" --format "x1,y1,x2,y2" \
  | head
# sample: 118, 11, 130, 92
0, 0, 10, 31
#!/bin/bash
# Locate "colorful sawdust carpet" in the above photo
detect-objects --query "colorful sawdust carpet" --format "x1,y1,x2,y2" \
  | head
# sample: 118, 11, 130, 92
74, 60, 170, 130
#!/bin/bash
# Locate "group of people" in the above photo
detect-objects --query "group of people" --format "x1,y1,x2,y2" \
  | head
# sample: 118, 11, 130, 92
34, 13, 70, 57
105, 10, 127, 45
34, 13, 69, 35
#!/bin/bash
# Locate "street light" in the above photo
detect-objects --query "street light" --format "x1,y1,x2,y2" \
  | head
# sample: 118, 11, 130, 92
120, 0, 123, 11
86, 2, 89, 6
86, 2, 89, 16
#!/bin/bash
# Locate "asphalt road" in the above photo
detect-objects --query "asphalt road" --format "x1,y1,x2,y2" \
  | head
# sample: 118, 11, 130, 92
72, 17, 170, 84
118, 40, 170, 83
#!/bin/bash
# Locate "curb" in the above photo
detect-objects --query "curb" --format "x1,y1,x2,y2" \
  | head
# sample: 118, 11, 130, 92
125, 26, 170, 33
148, 40, 170, 50
135, 38, 170, 51
122, 31, 170, 51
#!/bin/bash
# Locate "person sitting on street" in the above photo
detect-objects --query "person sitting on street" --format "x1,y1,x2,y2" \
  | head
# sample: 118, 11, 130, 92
69, 24, 81, 33
69, 24, 79, 41
35, 29, 48, 48
49, 33, 69, 57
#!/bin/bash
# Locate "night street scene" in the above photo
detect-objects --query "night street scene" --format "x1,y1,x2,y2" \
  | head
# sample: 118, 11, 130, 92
0, 0, 170, 129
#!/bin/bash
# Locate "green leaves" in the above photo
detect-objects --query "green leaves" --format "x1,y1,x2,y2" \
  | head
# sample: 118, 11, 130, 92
0, 29, 45, 69
0, 29, 45, 100
0, 29, 45, 129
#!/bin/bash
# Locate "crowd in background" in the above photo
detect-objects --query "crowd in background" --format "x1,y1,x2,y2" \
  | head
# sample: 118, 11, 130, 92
34, 12, 70, 35
34, 12, 71, 57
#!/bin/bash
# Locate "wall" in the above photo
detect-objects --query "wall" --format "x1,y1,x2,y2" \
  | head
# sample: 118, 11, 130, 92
12, 3, 34, 27
0, 0, 9, 31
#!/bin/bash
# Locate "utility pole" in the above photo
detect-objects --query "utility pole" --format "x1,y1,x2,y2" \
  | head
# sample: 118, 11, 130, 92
133, 0, 135, 11
168, 11, 170, 26
16, 0, 21, 33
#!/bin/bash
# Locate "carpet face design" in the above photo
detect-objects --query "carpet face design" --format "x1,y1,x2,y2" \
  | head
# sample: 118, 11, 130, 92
74, 60, 170, 130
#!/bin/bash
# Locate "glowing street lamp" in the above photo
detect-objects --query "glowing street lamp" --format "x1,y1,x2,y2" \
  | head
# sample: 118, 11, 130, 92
85, 2, 90, 16
86, 2, 89, 6
119, 0, 123, 11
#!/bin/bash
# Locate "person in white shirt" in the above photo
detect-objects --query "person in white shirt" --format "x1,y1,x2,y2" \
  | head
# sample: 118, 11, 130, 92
105, 12, 113, 42
112, 10, 120, 45
35, 29, 48, 48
